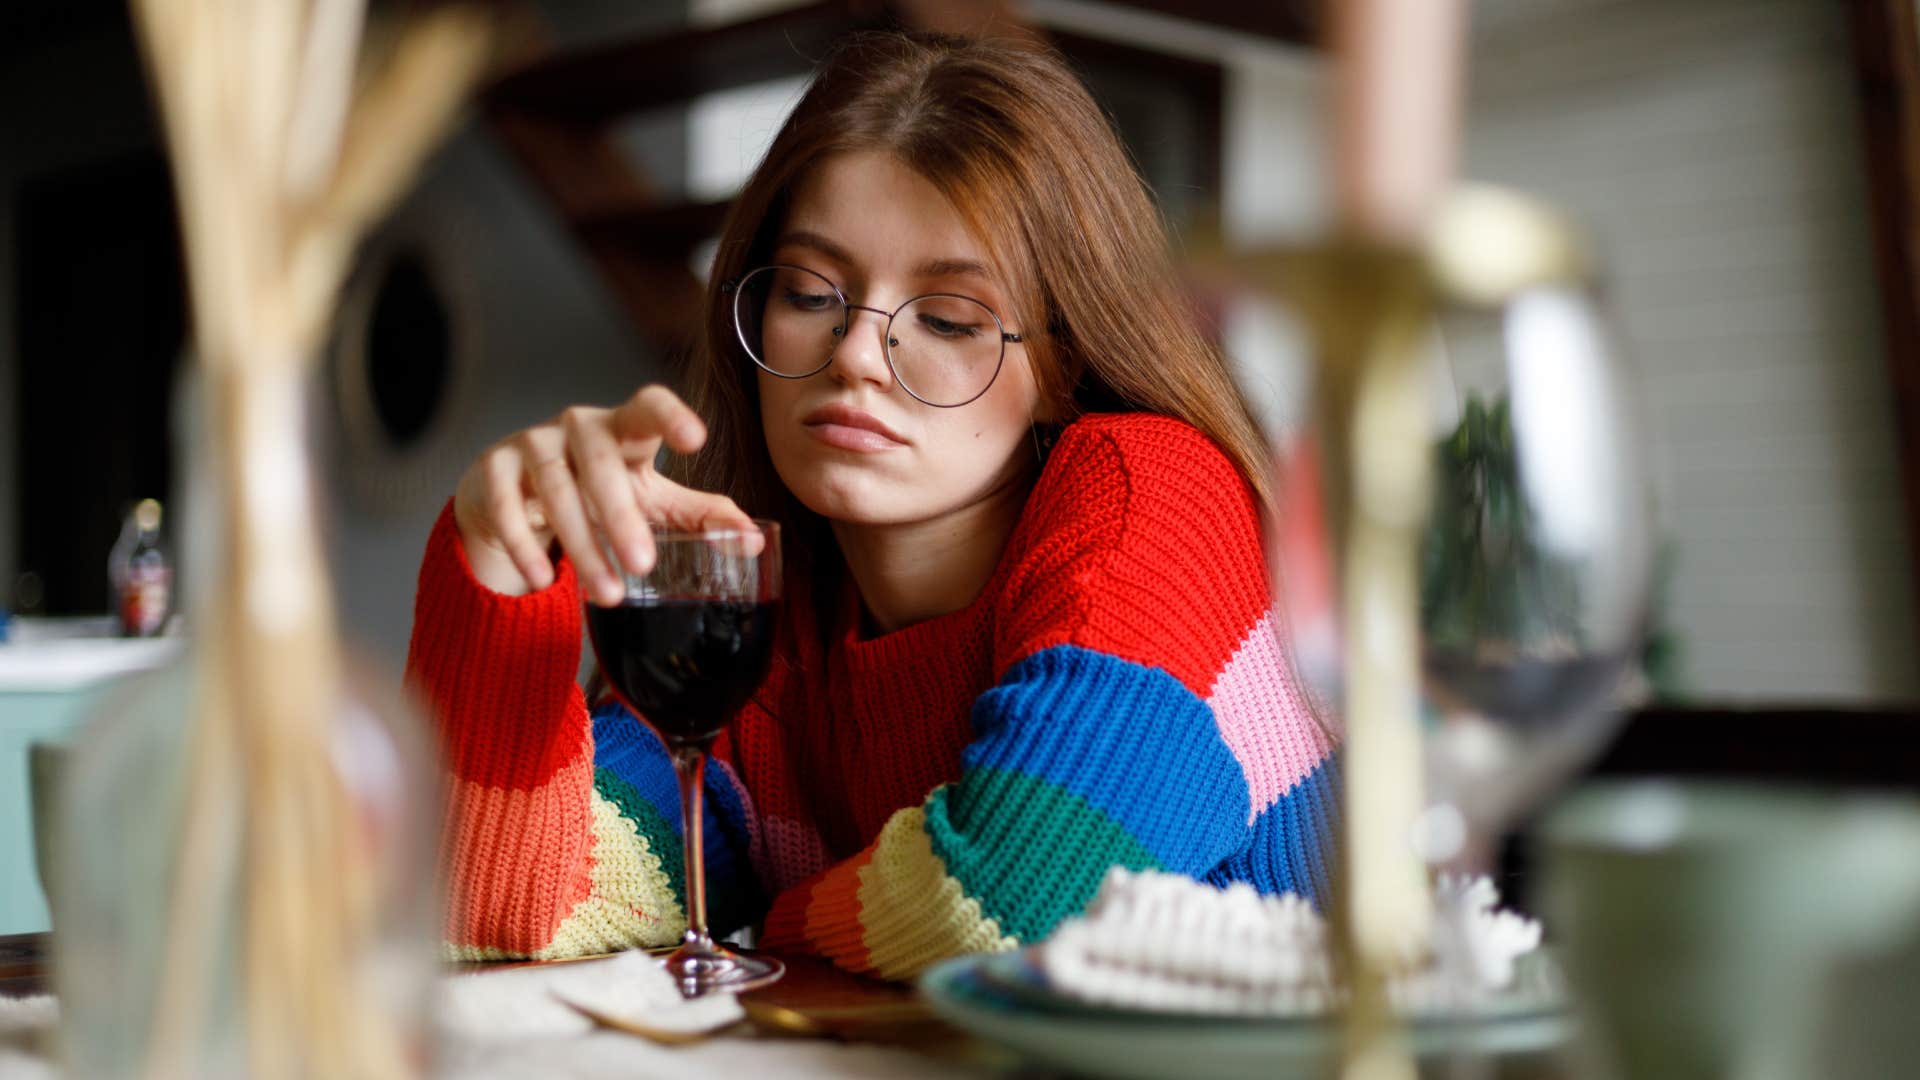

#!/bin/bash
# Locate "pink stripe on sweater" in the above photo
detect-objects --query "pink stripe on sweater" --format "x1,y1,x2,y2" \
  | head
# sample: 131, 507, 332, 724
1207, 612, 1341, 823
755, 814, 834, 895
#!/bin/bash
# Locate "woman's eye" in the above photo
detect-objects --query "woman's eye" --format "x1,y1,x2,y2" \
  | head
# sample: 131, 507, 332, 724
919, 314, 982, 339
781, 289, 837, 313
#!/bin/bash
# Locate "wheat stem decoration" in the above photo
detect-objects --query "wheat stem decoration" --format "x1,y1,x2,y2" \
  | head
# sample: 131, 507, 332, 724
122, 3, 489, 1076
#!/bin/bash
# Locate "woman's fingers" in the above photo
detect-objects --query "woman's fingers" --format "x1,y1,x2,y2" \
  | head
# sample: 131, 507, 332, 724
637, 475, 766, 556
565, 406, 657, 578
460, 388, 738, 603
527, 447, 622, 606
484, 446, 556, 590
614, 385, 707, 455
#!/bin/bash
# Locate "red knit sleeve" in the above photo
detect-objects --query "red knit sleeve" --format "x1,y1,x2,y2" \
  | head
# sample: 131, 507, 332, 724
405, 501, 590, 787
404, 501, 597, 956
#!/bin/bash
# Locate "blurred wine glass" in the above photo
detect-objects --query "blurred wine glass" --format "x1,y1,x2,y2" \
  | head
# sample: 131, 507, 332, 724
1257, 186, 1657, 873
1414, 275, 1654, 867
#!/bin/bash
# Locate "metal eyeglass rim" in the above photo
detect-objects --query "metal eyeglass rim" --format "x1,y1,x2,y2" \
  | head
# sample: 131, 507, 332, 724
721, 264, 1025, 409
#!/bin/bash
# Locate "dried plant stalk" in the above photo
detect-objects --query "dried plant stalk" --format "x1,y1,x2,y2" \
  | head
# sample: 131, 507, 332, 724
122, 2, 490, 1077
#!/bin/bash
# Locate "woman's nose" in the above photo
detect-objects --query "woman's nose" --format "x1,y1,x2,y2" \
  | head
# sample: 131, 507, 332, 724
828, 306, 897, 392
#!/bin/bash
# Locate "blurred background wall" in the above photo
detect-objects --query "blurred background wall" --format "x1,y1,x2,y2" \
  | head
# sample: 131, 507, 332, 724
1462, 0, 1918, 700
2, 0, 1915, 703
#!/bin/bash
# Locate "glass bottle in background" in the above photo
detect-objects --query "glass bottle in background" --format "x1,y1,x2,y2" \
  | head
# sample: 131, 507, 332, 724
109, 498, 173, 637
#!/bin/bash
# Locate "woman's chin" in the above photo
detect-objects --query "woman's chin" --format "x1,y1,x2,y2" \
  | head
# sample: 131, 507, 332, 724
783, 468, 907, 526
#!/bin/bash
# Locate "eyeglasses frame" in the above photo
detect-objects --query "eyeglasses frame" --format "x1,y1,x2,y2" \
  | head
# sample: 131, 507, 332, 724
722, 263, 1025, 409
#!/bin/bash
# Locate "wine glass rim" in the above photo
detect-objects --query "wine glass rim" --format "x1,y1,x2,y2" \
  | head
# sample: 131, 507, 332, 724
641, 519, 780, 543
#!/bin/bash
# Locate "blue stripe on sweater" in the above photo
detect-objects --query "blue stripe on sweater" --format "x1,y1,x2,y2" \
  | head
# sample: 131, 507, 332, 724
591, 702, 763, 930
591, 704, 682, 823
1203, 750, 1341, 907
963, 644, 1250, 872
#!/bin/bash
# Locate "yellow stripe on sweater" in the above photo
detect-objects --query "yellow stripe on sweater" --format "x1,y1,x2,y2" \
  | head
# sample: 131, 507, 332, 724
543, 789, 688, 957
443, 790, 685, 961
856, 805, 1019, 979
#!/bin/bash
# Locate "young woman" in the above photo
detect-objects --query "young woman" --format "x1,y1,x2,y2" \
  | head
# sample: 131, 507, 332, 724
406, 30, 1339, 977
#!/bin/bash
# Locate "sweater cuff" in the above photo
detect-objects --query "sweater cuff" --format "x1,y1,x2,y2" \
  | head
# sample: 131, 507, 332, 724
758, 871, 825, 952
405, 500, 588, 788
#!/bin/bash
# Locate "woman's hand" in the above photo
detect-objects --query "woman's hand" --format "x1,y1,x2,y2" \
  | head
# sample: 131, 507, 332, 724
452, 386, 755, 605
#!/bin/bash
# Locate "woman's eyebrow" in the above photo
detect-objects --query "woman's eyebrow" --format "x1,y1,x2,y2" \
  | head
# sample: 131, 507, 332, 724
912, 256, 994, 282
775, 230, 855, 265
775, 230, 994, 283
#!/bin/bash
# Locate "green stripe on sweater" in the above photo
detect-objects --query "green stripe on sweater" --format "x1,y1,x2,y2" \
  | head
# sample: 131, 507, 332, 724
921, 766, 1160, 942
594, 767, 685, 905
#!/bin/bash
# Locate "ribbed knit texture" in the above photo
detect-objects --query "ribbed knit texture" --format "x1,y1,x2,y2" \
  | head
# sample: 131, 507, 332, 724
407, 412, 1341, 975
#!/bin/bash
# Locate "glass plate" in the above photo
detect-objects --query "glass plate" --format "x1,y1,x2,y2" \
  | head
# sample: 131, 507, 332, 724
920, 950, 1573, 1080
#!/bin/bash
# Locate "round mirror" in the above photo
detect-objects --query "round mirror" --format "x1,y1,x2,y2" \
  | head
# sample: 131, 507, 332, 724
330, 227, 477, 517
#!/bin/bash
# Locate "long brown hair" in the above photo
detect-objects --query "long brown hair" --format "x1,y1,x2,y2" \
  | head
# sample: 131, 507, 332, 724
677, 30, 1271, 542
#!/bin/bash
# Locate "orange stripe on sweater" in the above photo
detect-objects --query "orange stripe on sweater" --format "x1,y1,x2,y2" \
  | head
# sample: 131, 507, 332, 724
805, 846, 878, 973
441, 752, 596, 956
759, 848, 877, 973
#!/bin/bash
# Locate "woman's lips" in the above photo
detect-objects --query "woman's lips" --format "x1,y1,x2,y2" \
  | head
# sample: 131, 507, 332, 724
806, 422, 905, 452
801, 404, 907, 452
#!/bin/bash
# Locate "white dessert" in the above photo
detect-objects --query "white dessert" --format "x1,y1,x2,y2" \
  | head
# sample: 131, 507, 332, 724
1034, 869, 1544, 1018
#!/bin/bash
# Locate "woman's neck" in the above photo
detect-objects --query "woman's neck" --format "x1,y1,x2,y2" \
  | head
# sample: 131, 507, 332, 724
831, 467, 1036, 635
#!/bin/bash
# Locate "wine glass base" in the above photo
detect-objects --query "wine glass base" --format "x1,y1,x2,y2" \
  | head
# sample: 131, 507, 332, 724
662, 943, 784, 997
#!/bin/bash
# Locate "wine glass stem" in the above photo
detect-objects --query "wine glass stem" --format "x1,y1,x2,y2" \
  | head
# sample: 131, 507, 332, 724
671, 744, 712, 950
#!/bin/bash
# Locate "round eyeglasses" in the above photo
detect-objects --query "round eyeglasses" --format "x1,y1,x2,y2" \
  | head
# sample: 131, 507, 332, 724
724, 264, 1024, 408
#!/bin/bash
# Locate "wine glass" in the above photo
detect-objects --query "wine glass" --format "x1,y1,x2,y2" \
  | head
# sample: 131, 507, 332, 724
1411, 278, 1654, 1076
1261, 186, 1656, 871
1415, 273, 1655, 868
583, 521, 783, 996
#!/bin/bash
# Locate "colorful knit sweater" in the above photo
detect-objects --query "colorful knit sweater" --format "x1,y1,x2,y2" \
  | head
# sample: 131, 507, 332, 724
406, 411, 1341, 978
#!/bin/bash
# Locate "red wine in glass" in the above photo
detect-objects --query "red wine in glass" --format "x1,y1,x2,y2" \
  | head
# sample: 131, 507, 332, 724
585, 599, 776, 749
583, 522, 782, 996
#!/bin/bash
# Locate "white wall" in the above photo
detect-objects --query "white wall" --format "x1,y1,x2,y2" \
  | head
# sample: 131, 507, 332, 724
1464, 0, 1919, 700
